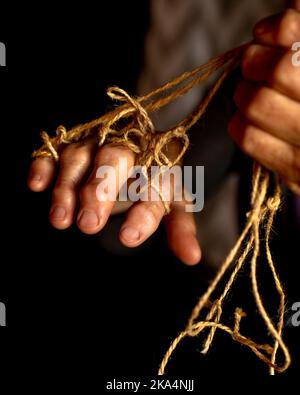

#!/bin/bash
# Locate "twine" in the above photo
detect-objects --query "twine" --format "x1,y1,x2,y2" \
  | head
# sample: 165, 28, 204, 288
32, 42, 290, 374
158, 164, 290, 375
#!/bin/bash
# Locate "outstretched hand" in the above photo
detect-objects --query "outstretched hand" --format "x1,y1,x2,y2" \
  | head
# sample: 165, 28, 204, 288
28, 139, 201, 265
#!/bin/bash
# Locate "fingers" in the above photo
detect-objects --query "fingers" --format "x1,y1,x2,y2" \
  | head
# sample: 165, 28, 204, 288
118, 177, 202, 266
119, 166, 175, 248
119, 198, 166, 247
241, 44, 300, 101
228, 112, 300, 190
236, 8, 300, 197
49, 141, 94, 229
164, 201, 201, 266
27, 157, 55, 192
254, 8, 300, 48
77, 144, 135, 234
117, 166, 200, 267
234, 80, 300, 147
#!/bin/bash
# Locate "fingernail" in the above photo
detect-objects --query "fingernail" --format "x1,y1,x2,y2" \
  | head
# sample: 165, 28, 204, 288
120, 226, 140, 242
31, 173, 41, 182
78, 209, 99, 228
50, 206, 66, 221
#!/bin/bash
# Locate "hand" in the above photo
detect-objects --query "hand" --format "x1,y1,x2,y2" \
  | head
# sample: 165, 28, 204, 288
28, 139, 201, 266
229, 1, 300, 196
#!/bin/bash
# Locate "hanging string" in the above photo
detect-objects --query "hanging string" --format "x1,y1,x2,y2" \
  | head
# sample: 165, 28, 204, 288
31, 42, 290, 374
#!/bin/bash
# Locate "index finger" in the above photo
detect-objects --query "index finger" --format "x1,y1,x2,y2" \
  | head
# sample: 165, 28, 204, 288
77, 144, 135, 234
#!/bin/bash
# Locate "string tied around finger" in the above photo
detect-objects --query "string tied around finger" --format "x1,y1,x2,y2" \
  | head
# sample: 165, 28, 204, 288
31, 41, 292, 375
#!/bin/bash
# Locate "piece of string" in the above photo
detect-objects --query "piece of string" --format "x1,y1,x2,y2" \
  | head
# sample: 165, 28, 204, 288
32, 44, 246, 169
31, 42, 291, 374
32, 44, 244, 213
158, 164, 290, 375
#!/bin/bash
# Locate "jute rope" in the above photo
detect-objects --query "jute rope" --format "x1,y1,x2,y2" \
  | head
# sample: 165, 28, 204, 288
32, 44, 244, 168
32, 42, 291, 374
158, 164, 290, 375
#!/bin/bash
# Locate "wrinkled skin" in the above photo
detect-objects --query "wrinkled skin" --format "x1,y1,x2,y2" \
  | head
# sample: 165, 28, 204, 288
229, 1, 300, 197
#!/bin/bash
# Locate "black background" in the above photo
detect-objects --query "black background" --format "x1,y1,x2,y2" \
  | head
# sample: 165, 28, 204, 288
0, 0, 299, 387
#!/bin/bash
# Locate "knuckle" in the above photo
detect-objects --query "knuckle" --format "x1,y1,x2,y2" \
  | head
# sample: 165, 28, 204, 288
269, 56, 287, 86
270, 51, 300, 94
97, 144, 133, 166
146, 202, 164, 223
241, 46, 257, 78
60, 144, 91, 166
244, 88, 269, 120
240, 126, 259, 155
276, 9, 300, 45
95, 148, 115, 166
234, 83, 272, 122
55, 177, 72, 190
52, 183, 70, 200
135, 202, 163, 227
57, 173, 80, 189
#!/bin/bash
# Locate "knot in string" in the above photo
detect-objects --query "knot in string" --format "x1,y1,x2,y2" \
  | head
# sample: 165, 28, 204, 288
31, 43, 291, 375
100, 87, 189, 169
32, 43, 245, 164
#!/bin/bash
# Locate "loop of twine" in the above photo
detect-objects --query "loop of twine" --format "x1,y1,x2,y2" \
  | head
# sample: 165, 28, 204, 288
31, 42, 291, 374
32, 44, 246, 166
32, 44, 243, 211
